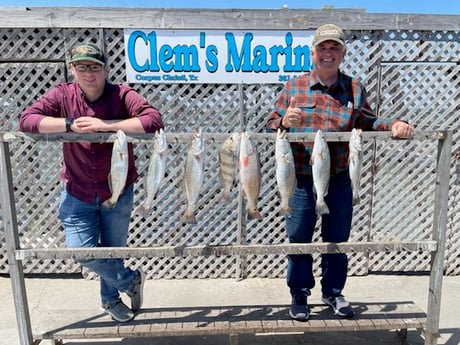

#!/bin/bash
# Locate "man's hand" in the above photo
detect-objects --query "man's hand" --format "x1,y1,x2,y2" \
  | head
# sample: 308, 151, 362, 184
72, 117, 106, 133
391, 120, 414, 139
281, 97, 302, 128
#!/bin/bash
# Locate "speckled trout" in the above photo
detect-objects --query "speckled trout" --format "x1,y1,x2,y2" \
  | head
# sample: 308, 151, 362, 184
275, 128, 296, 216
103, 130, 129, 208
349, 128, 363, 206
218, 132, 240, 203
183, 128, 205, 224
310, 129, 330, 215
139, 128, 168, 216
239, 131, 262, 220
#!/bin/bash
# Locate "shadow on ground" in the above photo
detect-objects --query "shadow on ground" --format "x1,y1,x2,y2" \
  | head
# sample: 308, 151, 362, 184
62, 330, 428, 344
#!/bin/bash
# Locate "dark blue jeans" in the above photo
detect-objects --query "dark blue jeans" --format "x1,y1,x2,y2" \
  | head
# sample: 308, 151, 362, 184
286, 172, 353, 299
59, 184, 137, 306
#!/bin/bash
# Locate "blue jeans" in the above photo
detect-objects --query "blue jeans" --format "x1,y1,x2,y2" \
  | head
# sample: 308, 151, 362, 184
59, 184, 137, 306
286, 172, 353, 298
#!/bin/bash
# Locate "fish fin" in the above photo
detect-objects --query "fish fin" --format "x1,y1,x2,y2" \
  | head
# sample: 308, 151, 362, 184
107, 173, 113, 193
247, 208, 263, 220
241, 154, 249, 167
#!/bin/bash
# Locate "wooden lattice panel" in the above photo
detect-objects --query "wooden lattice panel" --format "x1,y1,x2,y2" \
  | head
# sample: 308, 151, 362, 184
0, 27, 64, 60
378, 63, 458, 129
380, 30, 460, 62
446, 137, 460, 275
446, 181, 460, 275
369, 138, 438, 272
341, 30, 382, 110
0, 63, 67, 131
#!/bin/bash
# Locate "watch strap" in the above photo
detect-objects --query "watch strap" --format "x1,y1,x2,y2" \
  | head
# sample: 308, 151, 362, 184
65, 117, 73, 132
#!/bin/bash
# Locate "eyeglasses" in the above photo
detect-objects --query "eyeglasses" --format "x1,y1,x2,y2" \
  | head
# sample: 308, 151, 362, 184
73, 64, 104, 72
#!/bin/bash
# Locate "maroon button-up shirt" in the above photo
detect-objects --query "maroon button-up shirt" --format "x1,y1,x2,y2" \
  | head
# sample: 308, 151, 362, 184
20, 82, 164, 203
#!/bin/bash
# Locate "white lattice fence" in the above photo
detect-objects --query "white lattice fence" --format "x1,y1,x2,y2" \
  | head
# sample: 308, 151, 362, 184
1, 26, 459, 278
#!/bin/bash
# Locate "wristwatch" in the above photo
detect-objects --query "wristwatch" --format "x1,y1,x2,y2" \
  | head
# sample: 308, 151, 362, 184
65, 117, 74, 132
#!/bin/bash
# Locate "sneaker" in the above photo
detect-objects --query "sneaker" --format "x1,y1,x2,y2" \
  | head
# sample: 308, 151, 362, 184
102, 300, 134, 323
289, 295, 310, 321
322, 294, 355, 318
127, 269, 145, 312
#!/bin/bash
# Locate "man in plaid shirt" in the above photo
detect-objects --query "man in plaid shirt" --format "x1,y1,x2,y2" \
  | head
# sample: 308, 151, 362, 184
267, 24, 413, 321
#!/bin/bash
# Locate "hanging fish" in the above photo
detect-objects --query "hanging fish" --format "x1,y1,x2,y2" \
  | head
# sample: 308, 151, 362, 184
349, 128, 363, 206
310, 129, 330, 215
139, 128, 168, 216
218, 132, 240, 203
183, 128, 205, 224
239, 131, 262, 220
275, 128, 296, 216
103, 130, 129, 208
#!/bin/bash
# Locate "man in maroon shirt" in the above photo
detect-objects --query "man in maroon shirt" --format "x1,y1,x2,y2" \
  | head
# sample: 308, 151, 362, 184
20, 42, 164, 323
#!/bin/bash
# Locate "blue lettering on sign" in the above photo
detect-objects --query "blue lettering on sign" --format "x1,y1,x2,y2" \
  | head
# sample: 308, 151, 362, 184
225, 32, 310, 73
135, 74, 161, 81
127, 30, 149, 72
225, 32, 253, 72
126, 30, 312, 77
127, 31, 201, 73
205, 45, 218, 72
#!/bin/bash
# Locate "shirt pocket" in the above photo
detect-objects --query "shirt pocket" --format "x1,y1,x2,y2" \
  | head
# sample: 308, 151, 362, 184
327, 97, 355, 131
296, 101, 317, 129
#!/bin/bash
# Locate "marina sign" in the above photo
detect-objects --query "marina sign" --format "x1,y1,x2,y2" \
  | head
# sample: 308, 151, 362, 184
124, 29, 314, 84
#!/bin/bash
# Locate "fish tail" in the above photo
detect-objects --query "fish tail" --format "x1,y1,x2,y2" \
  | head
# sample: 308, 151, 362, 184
247, 208, 263, 220
102, 199, 115, 209
279, 204, 292, 216
183, 210, 197, 224
136, 203, 151, 218
315, 198, 330, 215
352, 194, 361, 206
220, 191, 231, 203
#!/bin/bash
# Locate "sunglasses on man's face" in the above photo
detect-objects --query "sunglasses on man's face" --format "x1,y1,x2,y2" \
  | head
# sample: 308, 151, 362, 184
73, 64, 103, 72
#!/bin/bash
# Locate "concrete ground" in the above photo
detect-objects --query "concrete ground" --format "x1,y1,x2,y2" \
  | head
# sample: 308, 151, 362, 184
1, 274, 459, 345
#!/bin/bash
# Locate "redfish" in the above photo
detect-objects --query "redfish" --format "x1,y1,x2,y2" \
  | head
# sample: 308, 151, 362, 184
239, 131, 262, 220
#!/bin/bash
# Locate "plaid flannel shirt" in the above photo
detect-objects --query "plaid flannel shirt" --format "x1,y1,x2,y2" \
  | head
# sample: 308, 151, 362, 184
267, 69, 395, 176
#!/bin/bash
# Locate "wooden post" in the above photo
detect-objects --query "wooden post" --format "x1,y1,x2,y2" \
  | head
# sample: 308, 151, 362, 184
0, 141, 33, 345
236, 84, 248, 281
425, 130, 452, 345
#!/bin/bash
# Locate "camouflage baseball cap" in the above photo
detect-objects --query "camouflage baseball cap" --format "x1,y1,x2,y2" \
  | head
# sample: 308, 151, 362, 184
69, 42, 106, 65
312, 24, 345, 46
